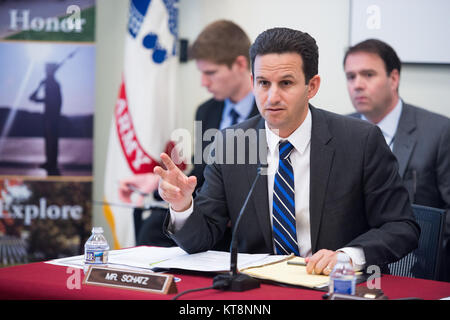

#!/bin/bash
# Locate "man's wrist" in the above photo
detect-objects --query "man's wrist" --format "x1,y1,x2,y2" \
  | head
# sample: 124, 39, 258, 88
338, 247, 366, 271
171, 198, 193, 212
169, 197, 194, 233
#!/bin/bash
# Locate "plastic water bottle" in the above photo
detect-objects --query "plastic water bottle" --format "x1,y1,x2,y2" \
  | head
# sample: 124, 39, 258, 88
84, 227, 109, 272
328, 252, 356, 295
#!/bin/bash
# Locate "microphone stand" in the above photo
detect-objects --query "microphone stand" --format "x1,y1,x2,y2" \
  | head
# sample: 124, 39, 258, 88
91, 200, 168, 211
212, 165, 267, 292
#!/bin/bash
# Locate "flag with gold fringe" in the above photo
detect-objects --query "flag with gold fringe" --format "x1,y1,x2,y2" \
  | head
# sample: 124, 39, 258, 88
103, 0, 181, 248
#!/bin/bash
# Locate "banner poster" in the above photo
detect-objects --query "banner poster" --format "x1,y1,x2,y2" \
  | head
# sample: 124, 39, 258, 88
0, 0, 95, 266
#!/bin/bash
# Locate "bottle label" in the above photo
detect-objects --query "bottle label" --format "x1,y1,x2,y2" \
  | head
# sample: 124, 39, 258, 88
332, 279, 355, 295
85, 250, 108, 264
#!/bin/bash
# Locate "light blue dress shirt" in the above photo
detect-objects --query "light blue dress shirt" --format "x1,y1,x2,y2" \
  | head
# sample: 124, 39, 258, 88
219, 92, 255, 129
361, 99, 403, 150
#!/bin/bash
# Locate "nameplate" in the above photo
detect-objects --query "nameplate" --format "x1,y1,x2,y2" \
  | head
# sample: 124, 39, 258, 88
83, 266, 177, 294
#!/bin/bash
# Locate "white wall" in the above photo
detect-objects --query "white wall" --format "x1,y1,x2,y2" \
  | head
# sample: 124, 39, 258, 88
176, 0, 450, 135
94, 0, 450, 245
93, 0, 128, 242
177, 0, 353, 132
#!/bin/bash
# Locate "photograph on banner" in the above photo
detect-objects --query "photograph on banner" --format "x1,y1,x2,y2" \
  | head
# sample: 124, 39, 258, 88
0, 177, 92, 267
0, 41, 94, 177
0, 0, 95, 177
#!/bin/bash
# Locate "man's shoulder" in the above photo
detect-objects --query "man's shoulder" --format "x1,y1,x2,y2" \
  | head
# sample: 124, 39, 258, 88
226, 114, 264, 131
312, 105, 375, 131
196, 98, 224, 113
347, 111, 360, 119
403, 103, 449, 127
194, 98, 224, 121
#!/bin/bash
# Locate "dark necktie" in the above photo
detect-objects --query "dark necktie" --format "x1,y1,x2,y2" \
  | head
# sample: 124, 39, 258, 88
229, 108, 240, 126
272, 140, 299, 256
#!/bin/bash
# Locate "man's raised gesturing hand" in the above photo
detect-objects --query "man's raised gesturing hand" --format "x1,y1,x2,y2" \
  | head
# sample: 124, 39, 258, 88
154, 153, 197, 212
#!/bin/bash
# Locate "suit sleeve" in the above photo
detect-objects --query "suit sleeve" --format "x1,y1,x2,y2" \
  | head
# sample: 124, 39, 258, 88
189, 104, 210, 192
168, 134, 230, 253
436, 120, 450, 240
347, 125, 420, 267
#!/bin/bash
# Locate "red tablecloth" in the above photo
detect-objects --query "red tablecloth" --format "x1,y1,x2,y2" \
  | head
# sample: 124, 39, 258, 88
0, 261, 449, 300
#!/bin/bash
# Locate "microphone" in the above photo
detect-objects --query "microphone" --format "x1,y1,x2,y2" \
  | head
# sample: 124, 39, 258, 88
212, 163, 267, 292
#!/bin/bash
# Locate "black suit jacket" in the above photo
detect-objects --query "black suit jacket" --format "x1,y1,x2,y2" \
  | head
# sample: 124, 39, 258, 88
169, 105, 420, 268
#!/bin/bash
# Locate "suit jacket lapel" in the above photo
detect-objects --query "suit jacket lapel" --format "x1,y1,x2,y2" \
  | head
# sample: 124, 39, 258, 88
393, 104, 417, 177
249, 99, 259, 118
309, 106, 335, 253
246, 117, 273, 251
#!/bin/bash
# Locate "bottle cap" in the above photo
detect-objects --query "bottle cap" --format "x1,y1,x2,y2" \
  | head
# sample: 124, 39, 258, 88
92, 227, 104, 233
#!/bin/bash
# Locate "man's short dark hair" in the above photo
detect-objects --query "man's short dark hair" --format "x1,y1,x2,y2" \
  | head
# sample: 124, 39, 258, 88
189, 20, 251, 69
343, 39, 401, 75
249, 27, 319, 83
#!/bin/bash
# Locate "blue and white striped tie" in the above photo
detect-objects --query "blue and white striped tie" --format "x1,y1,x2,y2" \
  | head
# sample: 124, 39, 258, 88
272, 140, 299, 256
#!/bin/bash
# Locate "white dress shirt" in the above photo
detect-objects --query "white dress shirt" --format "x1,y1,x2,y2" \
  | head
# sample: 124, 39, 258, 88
170, 109, 365, 269
265, 109, 312, 257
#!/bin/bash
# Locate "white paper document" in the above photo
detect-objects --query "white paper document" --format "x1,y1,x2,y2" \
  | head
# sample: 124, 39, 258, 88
153, 250, 283, 272
46, 246, 186, 270
46, 246, 287, 273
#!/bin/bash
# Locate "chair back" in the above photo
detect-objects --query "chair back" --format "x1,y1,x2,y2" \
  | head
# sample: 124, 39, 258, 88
388, 204, 446, 280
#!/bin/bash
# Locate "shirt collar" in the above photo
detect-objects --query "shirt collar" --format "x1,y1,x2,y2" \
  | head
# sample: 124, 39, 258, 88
266, 107, 312, 156
224, 91, 255, 119
361, 99, 403, 141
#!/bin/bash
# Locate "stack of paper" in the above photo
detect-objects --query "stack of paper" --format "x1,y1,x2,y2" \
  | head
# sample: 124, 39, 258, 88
46, 246, 187, 271
46, 246, 286, 272
154, 250, 286, 272
241, 256, 330, 289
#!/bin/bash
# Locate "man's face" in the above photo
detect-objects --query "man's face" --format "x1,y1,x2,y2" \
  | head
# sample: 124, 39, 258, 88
196, 59, 242, 101
344, 52, 399, 123
252, 52, 319, 138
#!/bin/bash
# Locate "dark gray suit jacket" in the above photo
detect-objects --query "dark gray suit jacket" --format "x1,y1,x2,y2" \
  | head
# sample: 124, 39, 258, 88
169, 105, 420, 268
350, 103, 450, 238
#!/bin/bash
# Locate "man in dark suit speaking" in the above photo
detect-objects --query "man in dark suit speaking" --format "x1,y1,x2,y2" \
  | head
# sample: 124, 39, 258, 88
155, 28, 420, 274
343, 39, 450, 280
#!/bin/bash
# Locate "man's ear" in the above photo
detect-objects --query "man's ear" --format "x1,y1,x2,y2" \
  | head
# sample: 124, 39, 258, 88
307, 75, 321, 99
389, 69, 400, 92
233, 55, 249, 71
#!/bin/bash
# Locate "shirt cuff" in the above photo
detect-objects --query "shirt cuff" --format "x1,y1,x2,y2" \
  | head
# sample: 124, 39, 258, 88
168, 197, 193, 233
338, 247, 366, 271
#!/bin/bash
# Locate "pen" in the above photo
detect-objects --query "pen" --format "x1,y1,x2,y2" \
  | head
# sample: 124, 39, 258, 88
149, 259, 169, 266
287, 260, 307, 266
